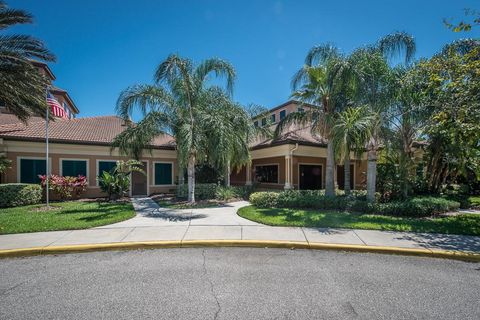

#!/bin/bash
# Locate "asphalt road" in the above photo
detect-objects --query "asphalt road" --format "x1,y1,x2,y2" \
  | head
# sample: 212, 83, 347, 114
0, 248, 479, 320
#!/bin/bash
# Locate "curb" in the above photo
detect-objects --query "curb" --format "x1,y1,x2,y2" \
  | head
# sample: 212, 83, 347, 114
1, 240, 479, 261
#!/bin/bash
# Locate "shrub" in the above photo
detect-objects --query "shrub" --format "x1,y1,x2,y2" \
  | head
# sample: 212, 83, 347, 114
249, 192, 280, 208
215, 186, 237, 201
0, 183, 42, 208
40, 175, 87, 200
176, 183, 218, 200
248, 191, 459, 217
97, 160, 145, 200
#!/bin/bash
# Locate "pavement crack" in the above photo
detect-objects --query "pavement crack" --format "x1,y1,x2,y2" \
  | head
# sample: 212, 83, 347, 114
202, 249, 221, 320
0, 281, 27, 296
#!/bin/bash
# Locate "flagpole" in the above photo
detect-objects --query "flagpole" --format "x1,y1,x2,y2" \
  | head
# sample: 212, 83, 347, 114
45, 87, 49, 208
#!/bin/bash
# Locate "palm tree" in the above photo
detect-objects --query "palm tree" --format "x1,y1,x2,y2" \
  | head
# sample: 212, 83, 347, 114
275, 44, 357, 197
351, 32, 416, 202
330, 107, 373, 195
113, 54, 254, 203
0, 1, 55, 122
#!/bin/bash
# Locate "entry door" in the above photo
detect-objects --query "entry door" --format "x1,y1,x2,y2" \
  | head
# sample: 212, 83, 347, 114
336, 165, 354, 190
131, 162, 147, 196
299, 165, 322, 190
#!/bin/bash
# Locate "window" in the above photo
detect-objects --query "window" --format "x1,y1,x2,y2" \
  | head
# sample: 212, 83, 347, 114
20, 158, 46, 183
98, 161, 116, 176
154, 162, 172, 185
298, 107, 304, 112
255, 165, 278, 183
270, 114, 276, 123
62, 159, 87, 177
261, 117, 267, 126
254, 120, 258, 127
279, 110, 286, 120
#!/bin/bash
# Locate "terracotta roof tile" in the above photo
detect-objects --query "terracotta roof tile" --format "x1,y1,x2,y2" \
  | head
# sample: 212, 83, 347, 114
252, 124, 327, 149
0, 114, 175, 149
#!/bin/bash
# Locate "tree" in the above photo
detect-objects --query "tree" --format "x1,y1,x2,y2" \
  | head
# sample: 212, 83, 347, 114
113, 54, 254, 203
0, 1, 55, 122
444, 8, 479, 32
330, 107, 373, 195
412, 40, 480, 192
351, 32, 416, 202
276, 44, 357, 197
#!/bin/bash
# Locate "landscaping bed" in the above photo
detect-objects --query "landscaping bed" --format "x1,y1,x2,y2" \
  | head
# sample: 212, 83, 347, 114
0, 200, 135, 234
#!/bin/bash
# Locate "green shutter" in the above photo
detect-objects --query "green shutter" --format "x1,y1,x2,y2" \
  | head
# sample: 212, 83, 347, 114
62, 160, 87, 177
155, 163, 172, 185
98, 161, 116, 176
20, 159, 46, 183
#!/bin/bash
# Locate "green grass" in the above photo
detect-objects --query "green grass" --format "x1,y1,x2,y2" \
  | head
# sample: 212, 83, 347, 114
0, 201, 136, 234
238, 205, 480, 236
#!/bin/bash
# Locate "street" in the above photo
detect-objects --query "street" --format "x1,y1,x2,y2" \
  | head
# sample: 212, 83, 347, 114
1, 248, 479, 319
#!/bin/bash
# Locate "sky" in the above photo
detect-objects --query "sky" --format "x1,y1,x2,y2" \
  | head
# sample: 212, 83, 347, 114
7, 0, 480, 119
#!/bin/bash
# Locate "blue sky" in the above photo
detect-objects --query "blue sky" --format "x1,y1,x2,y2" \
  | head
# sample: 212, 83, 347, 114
7, 0, 480, 118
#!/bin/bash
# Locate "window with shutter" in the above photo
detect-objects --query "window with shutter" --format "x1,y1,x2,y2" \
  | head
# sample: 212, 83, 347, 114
154, 163, 172, 185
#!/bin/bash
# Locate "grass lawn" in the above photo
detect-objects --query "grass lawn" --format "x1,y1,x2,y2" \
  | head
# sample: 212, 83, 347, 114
0, 201, 136, 234
238, 206, 480, 236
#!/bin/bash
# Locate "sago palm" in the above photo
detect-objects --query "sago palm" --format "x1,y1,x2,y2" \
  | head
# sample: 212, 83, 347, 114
0, 1, 55, 122
113, 54, 254, 203
331, 107, 373, 195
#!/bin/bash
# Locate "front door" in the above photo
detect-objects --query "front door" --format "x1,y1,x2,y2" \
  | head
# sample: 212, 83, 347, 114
131, 162, 147, 196
299, 165, 322, 190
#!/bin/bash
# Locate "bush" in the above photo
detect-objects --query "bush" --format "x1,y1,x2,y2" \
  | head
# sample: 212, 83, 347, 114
176, 183, 218, 200
40, 175, 88, 200
0, 183, 42, 208
248, 191, 459, 217
249, 192, 280, 208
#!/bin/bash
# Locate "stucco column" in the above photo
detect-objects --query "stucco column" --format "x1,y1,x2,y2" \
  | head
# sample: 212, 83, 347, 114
284, 155, 293, 190
245, 163, 252, 186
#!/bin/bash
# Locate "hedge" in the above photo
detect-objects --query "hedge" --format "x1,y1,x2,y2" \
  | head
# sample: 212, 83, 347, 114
248, 191, 460, 217
0, 183, 42, 208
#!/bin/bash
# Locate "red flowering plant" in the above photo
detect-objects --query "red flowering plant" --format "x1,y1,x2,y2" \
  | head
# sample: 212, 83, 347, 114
39, 175, 88, 200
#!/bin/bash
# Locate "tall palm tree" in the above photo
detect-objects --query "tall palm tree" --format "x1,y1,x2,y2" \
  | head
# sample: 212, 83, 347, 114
0, 1, 55, 122
276, 44, 357, 197
351, 32, 416, 202
330, 107, 373, 195
113, 54, 254, 203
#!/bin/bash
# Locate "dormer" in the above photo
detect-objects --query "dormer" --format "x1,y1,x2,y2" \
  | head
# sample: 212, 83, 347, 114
30, 60, 56, 82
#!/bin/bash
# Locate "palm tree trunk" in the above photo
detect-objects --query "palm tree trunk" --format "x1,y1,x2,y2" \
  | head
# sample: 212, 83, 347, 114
187, 154, 195, 203
367, 149, 377, 202
325, 141, 335, 197
344, 157, 351, 195
225, 161, 231, 187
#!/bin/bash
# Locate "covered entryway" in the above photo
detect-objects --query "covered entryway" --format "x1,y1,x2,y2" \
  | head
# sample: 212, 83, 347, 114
131, 161, 148, 196
299, 164, 322, 190
336, 164, 354, 190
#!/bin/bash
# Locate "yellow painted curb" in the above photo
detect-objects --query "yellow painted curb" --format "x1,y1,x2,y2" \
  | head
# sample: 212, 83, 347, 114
0, 240, 479, 262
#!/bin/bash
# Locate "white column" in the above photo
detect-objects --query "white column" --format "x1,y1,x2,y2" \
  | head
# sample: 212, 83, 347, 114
284, 155, 293, 190
245, 163, 252, 186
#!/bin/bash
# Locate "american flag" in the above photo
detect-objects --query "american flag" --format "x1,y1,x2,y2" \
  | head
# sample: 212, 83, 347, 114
47, 92, 67, 118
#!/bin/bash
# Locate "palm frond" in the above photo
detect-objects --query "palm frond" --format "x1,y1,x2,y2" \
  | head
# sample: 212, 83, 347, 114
115, 84, 174, 119
305, 43, 339, 66
377, 31, 416, 64
194, 58, 236, 95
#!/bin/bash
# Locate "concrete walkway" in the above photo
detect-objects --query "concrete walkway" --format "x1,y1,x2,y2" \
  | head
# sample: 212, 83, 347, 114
0, 197, 479, 253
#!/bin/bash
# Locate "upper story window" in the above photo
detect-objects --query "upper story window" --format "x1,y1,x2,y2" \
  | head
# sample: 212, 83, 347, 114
261, 117, 267, 126
279, 110, 286, 120
270, 114, 276, 123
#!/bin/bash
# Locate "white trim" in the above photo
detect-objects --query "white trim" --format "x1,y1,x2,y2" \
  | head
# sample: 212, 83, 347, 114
297, 163, 324, 190
152, 161, 175, 186
95, 159, 118, 186
336, 163, 356, 190
59, 158, 90, 185
253, 163, 280, 184
17, 156, 52, 183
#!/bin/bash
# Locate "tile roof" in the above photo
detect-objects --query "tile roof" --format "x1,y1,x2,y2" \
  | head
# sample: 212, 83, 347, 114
0, 114, 175, 149
252, 124, 327, 149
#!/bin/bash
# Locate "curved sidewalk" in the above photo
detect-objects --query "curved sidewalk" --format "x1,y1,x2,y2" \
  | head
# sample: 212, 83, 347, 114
0, 197, 479, 260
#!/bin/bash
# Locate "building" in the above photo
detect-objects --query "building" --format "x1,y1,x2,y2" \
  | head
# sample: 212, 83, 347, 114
0, 62, 369, 198
230, 100, 368, 191
0, 62, 178, 197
